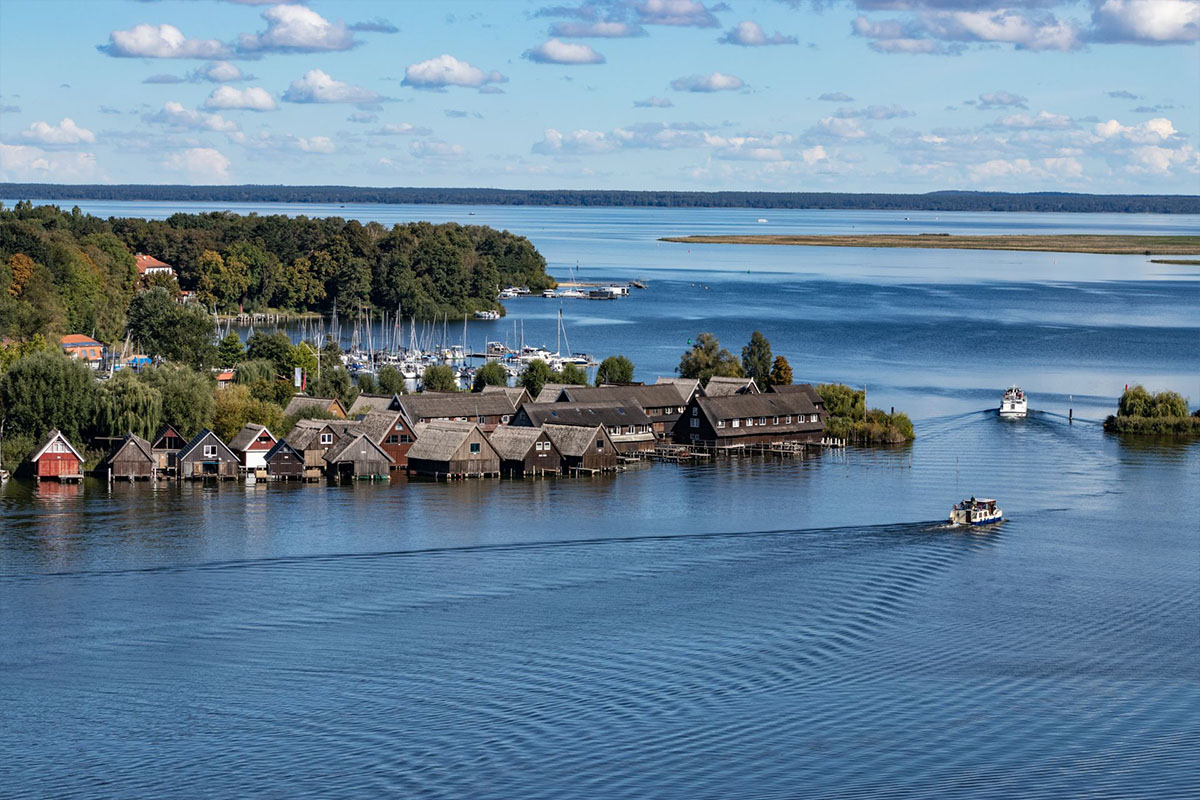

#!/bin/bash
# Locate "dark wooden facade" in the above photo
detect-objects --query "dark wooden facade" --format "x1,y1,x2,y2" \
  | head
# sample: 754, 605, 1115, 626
556, 384, 691, 438
512, 403, 656, 453
106, 433, 155, 480
151, 424, 187, 477
176, 429, 240, 480
323, 433, 391, 480
672, 392, 827, 448
406, 422, 501, 479
487, 426, 563, 477
264, 439, 306, 480
356, 410, 414, 469
541, 423, 619, 473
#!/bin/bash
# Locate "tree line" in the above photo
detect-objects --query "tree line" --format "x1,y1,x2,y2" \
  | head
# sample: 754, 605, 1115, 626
4, 186, 1197, 214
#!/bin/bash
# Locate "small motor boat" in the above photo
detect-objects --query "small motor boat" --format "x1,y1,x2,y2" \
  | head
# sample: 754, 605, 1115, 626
950, 497, 1003, 526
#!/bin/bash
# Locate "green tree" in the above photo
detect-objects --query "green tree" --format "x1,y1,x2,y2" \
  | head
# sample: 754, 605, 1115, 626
245, 331, 294, 375
94, 369, 162, 440
216, 332, 244, 368
741, 331, 773, 388
1151, 390, 1188, 418
1117, 385, 1152, 417
594, 355, 634, 386
211, 384, 285, 442
558, 363, 589, 386
356, 372, 379, 394
816, 383, 865, 420
769, 355, 793, 387
0, 350, 97, 442
679, 333, 743, 385
422, 364, 458, 393
378, 365, 406, 395
140, 364, 214, 438
518, 359, 553, 399
309, 366, 359, 410
472, 360, 508, 392
126, 288, 216, 367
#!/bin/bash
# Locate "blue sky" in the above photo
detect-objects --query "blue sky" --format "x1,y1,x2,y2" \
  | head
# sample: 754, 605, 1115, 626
0, 0, 1196, 192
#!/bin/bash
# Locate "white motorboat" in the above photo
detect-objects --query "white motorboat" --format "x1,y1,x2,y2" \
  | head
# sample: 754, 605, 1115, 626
950, 498, 1003, 526
474, 310, 500, 320
1000, 385, 1027, 418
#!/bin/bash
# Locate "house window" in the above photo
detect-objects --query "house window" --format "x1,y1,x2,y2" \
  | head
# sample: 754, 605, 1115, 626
690, 418, 699, 428
320, 433, 333, 445
692, 407, 698, 416
609, 426, 619, 435
535, 441, 543, 451
203, 444, 217, 458
470, 442, 481, 454
627, 425, 635, 434
745, 419, 753, 427
387, 435, 399, 444
759, 417, 766, 425
596, 440, 604, 450
717, 420, 725, 428
394, 422, 404, 430
501, 415, 510, 424
731, 419, 740, 428
810, 414, 818, 422
773, 416, 779, 425
400, 435, 413, 443
785, 415, 792, 424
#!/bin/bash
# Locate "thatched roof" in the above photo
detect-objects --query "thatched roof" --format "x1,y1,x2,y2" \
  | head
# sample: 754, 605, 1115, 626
323, 432, 390, 464
541, 423, 605, 457
559, 383, 691, 417
703, 376, 760, 397
481, 385, 530, 406
357, 410, 403, 444
533, 383, 569, 404
285, 419, 359, 450
348, 393, 398, 416
407, 421, 491, 462
395, 393, 516, 423
767, 383, 823, 406
228, 423, 273, 452
487, 425, 545, 460
517, 402, 652, 429
282, 395, 347, 418
689, 392, 826, 439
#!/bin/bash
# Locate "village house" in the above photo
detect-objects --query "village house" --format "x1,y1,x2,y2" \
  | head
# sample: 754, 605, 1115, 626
672, 391, 828, 449
393, 392, 517, 431
134, 254, 177, 280
151, 424, 187, 477
355, 409, 413, 469
286, 419, 359, 480
655, 376, 701, 402
105, 432, 155, 481
702, 376, 760, 397
263, 439, 305, 481
323, 432, 392, 481
541, 423, 619, 473
29, 429, 84, 482
554, 383, 692, 439
282, 395, 348, 419
348, 393, 401, 417
511, 402, 656, 453
176, 429, 240, 480
60, 334, 103, 368
215, 370, 236, 390
487, 425, 562, 477
533, 383, 569, 404
480, 384, 532, 408
405, 421, 501, 479
228, 423, 277, 471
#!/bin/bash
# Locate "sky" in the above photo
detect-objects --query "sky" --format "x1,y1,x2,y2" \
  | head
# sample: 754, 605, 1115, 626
0, 0, 1197, 193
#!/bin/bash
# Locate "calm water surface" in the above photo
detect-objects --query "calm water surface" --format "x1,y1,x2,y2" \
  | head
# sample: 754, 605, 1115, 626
1, 203, 1198, 798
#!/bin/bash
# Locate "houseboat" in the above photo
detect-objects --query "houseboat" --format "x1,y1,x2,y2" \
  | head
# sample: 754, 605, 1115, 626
950, 498, 1004, 526
1000, 385, 1027, 418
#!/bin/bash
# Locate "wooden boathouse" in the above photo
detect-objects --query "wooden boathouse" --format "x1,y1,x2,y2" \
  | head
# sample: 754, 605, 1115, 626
487, 425, 563, 477
105, 432, 155, 481
405, 421, 501, 479
30, 429, 84, 482
176, 429, 240, 480
541, 423, 619, 474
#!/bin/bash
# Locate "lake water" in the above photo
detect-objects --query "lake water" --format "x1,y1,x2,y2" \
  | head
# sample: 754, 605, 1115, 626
2, 201, 1198, 798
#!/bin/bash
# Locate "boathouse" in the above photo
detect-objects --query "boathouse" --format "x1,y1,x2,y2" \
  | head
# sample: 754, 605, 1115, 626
105, 432, 155, 481
672, 391, 827, 448
176, 429, 240, 480
394, 393, 517, 431
286, 419, 359, 480
554, 383, 692, 438
151, 424, 187, 477
282, 395, 348, 419
541, 423, 619, 473
263, 439, 305, 481
511, 402, 655, 453
228, 423, 277, 470
322, 433, 391, 481
487, 426, 562, 477
29, 429, 84, 482
405, 422, 501, 479
356, 410, 412, 469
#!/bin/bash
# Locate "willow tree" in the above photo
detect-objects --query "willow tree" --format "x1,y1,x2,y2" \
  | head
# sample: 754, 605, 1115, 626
94, 369, 162, 440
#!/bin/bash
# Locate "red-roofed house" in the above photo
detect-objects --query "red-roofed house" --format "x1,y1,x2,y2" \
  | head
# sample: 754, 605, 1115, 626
60, 334, 103, 368
135, 254, 176, 279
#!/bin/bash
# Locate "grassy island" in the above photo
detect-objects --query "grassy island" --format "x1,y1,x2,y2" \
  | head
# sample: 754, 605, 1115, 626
818, 383, 914, 445
660, 234, 1200, 256
1103, 385, 1200, 436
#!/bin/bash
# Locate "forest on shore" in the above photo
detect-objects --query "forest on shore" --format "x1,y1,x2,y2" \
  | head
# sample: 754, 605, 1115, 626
3, 185, 1197, 214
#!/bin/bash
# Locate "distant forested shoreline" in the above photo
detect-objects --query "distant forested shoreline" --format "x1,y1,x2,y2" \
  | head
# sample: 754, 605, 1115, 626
2, 184, 1198, 214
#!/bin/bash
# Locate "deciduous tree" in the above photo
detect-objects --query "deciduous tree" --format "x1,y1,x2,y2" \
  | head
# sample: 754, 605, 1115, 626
741, 331, 773, 388
769, 355, 793, 387
422, 364, 458, 393
472, 360, 508, 392
594, 355, 633, 386
679, 333, 743, 386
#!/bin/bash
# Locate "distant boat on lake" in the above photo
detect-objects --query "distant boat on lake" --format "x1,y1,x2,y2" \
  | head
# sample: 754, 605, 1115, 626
1000, 385, 1027, 418
950, 498, 1003, 525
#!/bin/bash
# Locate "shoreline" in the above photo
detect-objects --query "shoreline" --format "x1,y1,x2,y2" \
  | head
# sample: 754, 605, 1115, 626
659, 234, 1200, 255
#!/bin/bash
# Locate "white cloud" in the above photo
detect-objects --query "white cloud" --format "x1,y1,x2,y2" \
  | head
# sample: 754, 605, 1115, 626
993, 110, 1073, 129
193, 61, 247, 83
1094, 117, 1178, 143
19, 118, 96, 146
296, 136, 335, 154
967, 157, 1084, 184
634, 96, 674, 108
0, 143, 99, 181
977, 91, 1028, 109
162, 147, 231, 183
1091, 0, 1200, 43
146, 101, 238, 132
204, 86, 277, 111
368, 123, 431, 136
402, 55, 506, 89
533, 128, 618, 155
818, 117, 869, 139
524, 38, 606, 64
282, 70, 381, 104
1128, 145, 1198, 174
670, 72, 745, 92
704, 132, 795, 161
99, 23, 231, 59
719, 21, 797, 46
410, 140, 468, 159
801, 145, 828, 166
637, 0, 720, 28
237, 5, 355, 53
819, 92, 855, 102
836, 104, 914, 120
852, 8, 1083, 53
550, 21, 645, 37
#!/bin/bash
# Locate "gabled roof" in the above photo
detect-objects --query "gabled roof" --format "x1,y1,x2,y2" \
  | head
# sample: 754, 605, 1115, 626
655, 376, 700, 400
322, 432, 390, 464
228, 423, 275, 453
348, 393, 399, 416
407, 421, 495, 462
767, 383, 823, 405
517, 402, 652, 429
533, 383, 569, 404
285, 419, 358, 450
357, 410, 403, 444
481, 385, 530, 406
177, 428, 239, 461
558, 383, 690, 411
135, 254, 174, 274
395, 392, 516, 423
688, 392, 826, 439
60, 334, 101, 347
541, 423, 608, 457
487, 425, 551, 461
282, 395, 348, 418
152, 423, 185, 450
107, 432, 153, 464
264, 438, 301, 462
703, 376, 760, 397
30, 429, 83, 462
